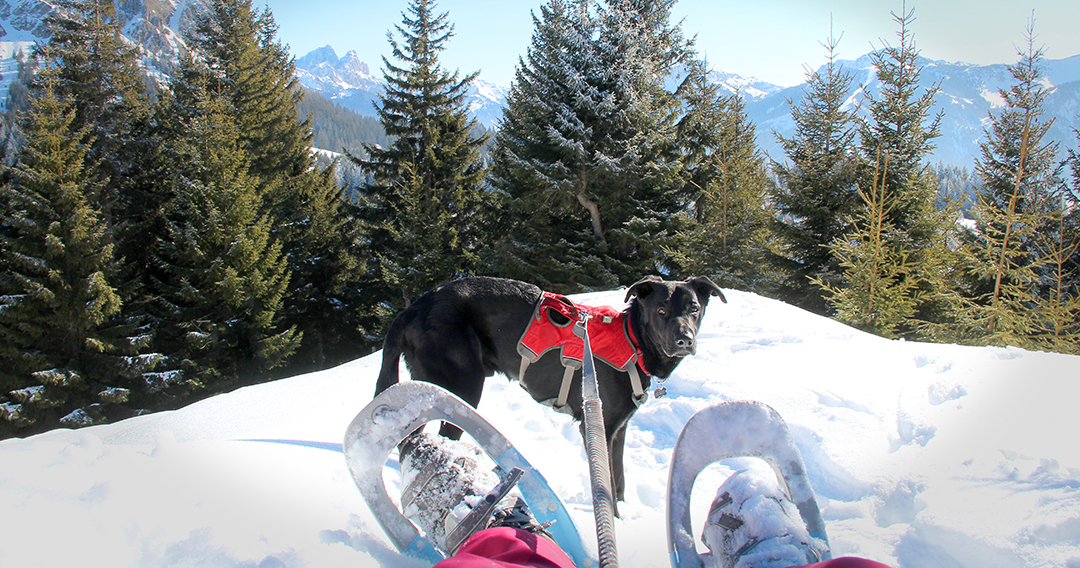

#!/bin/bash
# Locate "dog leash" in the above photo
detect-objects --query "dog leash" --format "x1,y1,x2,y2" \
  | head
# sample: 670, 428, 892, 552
574, 312, 620, 568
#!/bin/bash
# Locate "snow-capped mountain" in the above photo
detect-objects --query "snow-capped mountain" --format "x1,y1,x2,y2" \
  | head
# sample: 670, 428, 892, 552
0, 0, 51, 40
0, 0, 206, 70
0, 0, 208, 97
115, 0, 206, 79
747, 53, 1080, 169
293, 45, 384, 119
294, 43, 1080, 168
465, 78, 508, 129
706, 64, 785, 101
292, 44, 508, 128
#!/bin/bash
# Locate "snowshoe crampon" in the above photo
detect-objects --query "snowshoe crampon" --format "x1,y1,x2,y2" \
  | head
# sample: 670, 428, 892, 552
343, 381, 593, 567
666, 401, 831, 568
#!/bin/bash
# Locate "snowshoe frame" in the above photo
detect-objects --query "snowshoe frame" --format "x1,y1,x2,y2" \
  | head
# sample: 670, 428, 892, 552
344, 381, 595, 567
666, 401, 831, 568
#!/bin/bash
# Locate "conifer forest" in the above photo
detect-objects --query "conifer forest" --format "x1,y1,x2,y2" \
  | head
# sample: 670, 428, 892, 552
1, 0, 1078, 437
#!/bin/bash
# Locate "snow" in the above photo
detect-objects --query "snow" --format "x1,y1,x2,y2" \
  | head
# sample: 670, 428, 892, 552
981, 87, 1007, 109
1, 288, 1078, 568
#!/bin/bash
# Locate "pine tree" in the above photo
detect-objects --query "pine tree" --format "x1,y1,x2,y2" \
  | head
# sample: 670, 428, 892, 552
347, 0, 489, 309
0, 65, 159, 435
187, 0, 372, 369
1032, 190, 1080, 354
39, 0, 151, 185
278, 161, 371, 373
859, 4, 942, 242
486, 0, 610, 290
38, 0, 166, 378
1032, 130, 1080, 353
771, 31, 862, 315
930, 27, 1066, 349
816, 151, 923, 338
849, 3, 958, 336
150, 66, 299, 395
670, 72, 773, 292
489, 0, 692, 290
187, 0, 311, 194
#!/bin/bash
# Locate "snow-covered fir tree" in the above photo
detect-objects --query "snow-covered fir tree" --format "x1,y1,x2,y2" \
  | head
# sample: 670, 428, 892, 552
186, 0, 372, 371
38, 0, 168, 377
187, 0, 310, 208
276, 163, 370, 374
488, 0, 694, 291
149, 65, 299, 394
40, 0, 151, 187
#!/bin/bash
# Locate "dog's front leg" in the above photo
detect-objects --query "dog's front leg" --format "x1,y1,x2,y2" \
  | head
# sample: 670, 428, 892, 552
609, 422, 628, 507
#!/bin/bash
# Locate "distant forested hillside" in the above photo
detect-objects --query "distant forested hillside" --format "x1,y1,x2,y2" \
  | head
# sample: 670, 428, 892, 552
297, 88, 392, 154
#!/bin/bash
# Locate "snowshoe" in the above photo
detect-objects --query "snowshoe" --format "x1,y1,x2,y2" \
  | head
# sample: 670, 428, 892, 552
343, 381, 592, 567
666, 401, 831, 568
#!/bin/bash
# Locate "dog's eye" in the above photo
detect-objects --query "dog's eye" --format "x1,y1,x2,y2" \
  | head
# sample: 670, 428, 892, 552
689, 304, 700, 314
657, 307, 667, 316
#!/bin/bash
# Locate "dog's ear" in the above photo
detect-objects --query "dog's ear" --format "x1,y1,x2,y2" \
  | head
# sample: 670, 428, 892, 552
625, 275, 663, 303
687, 276, 726, 304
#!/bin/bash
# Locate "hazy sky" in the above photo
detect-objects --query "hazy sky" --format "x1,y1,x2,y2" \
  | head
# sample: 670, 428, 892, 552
261, 0, 1080, 87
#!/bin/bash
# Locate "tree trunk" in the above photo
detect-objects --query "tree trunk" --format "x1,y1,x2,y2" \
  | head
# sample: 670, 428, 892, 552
577, 193, 605, 242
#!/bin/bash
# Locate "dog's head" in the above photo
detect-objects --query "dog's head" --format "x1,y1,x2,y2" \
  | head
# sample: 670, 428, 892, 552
625, 276, 725, 359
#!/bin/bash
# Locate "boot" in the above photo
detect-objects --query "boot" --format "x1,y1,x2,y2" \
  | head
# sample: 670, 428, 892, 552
700, 464, 828, 568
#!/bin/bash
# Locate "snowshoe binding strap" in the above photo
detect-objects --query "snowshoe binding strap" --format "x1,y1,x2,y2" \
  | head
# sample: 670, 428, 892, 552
444, 467, 525, 554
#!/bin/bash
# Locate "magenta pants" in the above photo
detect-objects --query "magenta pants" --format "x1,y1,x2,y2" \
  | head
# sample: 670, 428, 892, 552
434, 527, 892, 568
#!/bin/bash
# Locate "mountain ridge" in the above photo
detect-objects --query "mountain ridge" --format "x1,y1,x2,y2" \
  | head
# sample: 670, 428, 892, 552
1, 0, 1078, 168
292, 42, 1080, 168
740, 52, 1080, 168
292, 43, 507, 128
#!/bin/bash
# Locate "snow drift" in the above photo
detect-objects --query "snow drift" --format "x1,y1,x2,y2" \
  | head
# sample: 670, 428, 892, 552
1, 288, 1078, 568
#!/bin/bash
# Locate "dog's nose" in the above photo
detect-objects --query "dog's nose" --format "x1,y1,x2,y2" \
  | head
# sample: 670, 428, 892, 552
675, 334, 694, 349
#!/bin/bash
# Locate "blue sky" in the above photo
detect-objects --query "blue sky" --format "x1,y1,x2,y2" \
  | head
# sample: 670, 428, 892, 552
261, 0, 1080, 87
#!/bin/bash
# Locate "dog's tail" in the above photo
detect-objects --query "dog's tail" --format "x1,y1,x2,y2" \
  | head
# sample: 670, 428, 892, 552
374, 313, 408, 397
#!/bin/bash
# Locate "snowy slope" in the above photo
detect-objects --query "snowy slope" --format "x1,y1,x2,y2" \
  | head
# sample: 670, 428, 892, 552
1, 288, 1078, 568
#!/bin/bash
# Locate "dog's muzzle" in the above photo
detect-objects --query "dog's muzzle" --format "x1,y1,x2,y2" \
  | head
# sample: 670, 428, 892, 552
667, 333, 696, 357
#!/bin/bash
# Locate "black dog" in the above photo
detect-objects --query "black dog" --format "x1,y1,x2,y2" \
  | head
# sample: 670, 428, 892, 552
374, 276, 725, 504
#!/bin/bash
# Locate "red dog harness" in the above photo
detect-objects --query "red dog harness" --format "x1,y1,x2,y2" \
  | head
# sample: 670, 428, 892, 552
517, 292, 649, 410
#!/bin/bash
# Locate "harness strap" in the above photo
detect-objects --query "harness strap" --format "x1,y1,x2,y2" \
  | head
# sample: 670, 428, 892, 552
556, 366, 576, 408
626, 362, 645, 400
553, 346, 645, 409
518, 356, 530, 386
